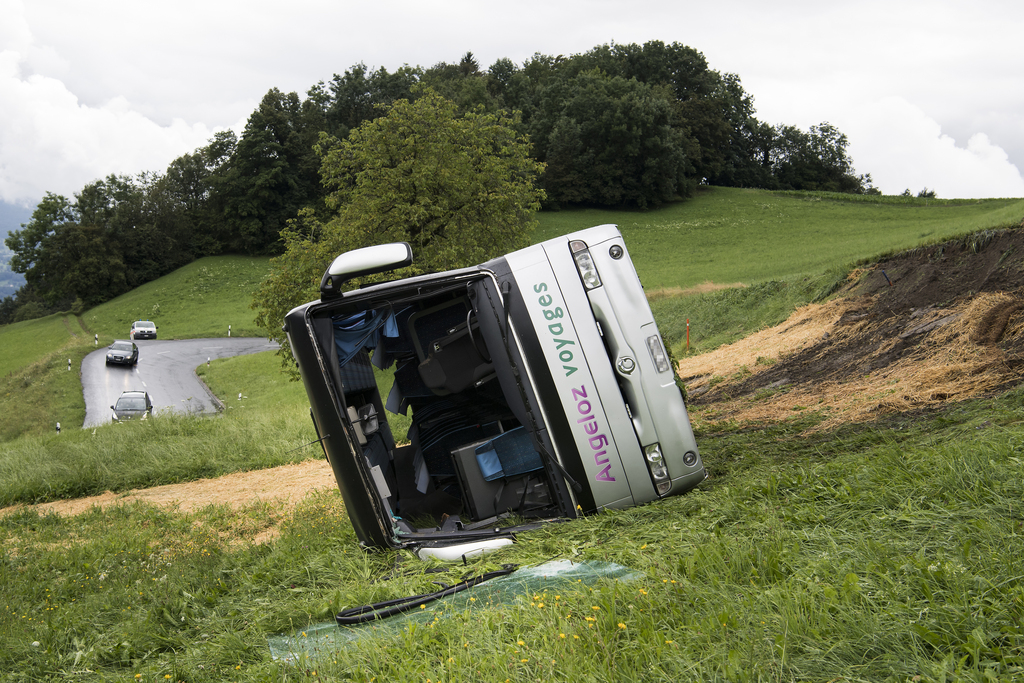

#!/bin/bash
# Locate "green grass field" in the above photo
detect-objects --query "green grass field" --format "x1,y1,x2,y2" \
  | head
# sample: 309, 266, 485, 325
2, 390, 1023, 680
81, 254, 273, 341
536, 188, 1024, 290
0, 314, 91, 378
2, 188, 1024, 680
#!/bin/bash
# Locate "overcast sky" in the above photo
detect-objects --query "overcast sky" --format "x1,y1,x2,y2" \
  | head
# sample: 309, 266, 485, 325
2, 0, 1023, 211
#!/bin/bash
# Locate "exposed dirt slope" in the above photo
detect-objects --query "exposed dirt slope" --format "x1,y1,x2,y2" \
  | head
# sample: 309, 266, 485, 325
679, 228, 1024, 430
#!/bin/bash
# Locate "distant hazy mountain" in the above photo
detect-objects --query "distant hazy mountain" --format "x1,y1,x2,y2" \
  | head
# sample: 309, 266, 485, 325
0, 200, 33, 296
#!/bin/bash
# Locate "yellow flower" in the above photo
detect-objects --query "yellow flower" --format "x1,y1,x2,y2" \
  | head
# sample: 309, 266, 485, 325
591, 606, 600, 610
640, 543, 647, 549
420, 604, 426, 609
517, 640, 525, 646
665, 640, 674, 644
559, 633, 566, 639
618, 623, 626, 629
574, 635, 580, 640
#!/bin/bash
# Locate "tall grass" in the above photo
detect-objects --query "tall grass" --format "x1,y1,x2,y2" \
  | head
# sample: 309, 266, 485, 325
0, 350, 317, 505
0, 340, 96, 441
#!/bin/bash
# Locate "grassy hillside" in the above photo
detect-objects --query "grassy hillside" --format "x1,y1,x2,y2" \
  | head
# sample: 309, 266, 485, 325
3, 380, 1024, 679
81, 254, 273, 340
536, 187, 1024, 291
2, 188, 1023, 440
0, 255, 273, 440
0, 314, 91, 378
3, 189, 1024, 679
3, 188, 1023, 441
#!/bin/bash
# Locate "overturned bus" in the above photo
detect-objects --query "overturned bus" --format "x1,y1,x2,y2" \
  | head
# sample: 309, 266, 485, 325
284, 224, 706, 552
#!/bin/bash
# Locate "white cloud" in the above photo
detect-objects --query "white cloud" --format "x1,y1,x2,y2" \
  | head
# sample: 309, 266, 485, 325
0, 48, 220, 204
842, 97, 1024, 199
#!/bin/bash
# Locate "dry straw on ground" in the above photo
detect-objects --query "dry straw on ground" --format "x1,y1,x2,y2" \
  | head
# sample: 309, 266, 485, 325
679, 291, 1024, 432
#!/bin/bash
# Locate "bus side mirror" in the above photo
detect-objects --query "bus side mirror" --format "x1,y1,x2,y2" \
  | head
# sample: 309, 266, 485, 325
320, 243, 413, 299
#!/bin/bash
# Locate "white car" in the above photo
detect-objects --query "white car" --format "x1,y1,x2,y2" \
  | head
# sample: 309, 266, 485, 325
129, 321, 158, 340
285, 225, 705, 550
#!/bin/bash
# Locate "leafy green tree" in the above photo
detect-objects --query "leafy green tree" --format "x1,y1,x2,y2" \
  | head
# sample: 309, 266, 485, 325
537, 70, 689, 208
216, 89, 327, 254
326, 63, 421, 137
5, 173, 193, 314
6, 192, 78, 308
159, 132, 239, 257
252, 89, 545, 372
318, 89, 545, 269
768, 122, 864, 192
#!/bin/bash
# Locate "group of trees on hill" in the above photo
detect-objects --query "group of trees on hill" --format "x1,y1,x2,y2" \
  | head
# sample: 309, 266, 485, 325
1, 41, 874, 326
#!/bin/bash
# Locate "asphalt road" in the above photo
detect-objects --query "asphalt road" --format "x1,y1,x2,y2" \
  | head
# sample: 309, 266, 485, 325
81, 338, 280, 428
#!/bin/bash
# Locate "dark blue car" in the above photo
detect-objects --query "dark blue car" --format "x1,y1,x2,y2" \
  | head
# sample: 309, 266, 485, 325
105, 340, 139, 366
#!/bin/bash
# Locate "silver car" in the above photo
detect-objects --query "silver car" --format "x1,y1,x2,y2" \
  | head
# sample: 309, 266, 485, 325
285, 225, 705, 551
111, 390, 153, 421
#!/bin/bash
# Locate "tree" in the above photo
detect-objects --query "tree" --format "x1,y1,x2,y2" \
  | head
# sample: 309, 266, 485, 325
6, 192, 78, 308
326, 63, 421, 137
537, 70, 690, 208
216, 89, 327, 255
318, 89, 545, 269
159, 132, 239, 257
252, 89, 546, 372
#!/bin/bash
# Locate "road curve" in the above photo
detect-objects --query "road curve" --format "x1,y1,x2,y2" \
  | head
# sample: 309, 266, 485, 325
82, 338, 280, 428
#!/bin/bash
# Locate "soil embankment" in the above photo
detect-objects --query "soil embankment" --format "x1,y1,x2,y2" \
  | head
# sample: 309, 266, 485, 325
679, 229, 1024, 429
